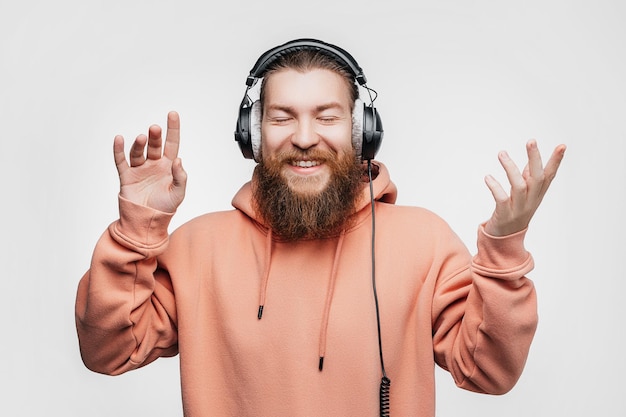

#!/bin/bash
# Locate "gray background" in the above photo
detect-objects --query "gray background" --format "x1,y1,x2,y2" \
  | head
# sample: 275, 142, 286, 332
1, 0, 624, 415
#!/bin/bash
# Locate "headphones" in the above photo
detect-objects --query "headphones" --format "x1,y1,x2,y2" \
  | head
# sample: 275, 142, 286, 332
234, 38, 384, 162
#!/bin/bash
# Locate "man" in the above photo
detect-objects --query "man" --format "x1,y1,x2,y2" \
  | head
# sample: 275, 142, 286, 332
75, 39, 566, 416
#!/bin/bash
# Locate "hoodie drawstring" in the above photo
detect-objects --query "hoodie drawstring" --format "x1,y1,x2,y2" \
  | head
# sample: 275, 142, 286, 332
256, 228, 346, 372
318, 230, 346, 371
257, 229, 273, 320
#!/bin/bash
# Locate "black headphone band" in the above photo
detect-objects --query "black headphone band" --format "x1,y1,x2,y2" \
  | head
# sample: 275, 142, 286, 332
245, 38, 367, 87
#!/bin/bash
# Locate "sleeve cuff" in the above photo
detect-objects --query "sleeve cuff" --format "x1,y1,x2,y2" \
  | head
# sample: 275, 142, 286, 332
471, 223, 534, 280
108, 195, 175, 253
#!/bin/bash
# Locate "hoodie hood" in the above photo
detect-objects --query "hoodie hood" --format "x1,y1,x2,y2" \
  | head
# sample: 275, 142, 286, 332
231, 161, 398, 227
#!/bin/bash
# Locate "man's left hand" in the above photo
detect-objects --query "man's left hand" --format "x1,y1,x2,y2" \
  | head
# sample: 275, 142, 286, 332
483, 140, 566, 236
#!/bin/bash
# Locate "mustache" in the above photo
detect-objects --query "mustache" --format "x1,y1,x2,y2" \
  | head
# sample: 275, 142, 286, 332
267, 149, 337, 164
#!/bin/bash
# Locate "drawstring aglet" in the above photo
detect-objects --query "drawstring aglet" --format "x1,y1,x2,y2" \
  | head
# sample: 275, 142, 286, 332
318, 356, 324, 371
257, 305, 264, 320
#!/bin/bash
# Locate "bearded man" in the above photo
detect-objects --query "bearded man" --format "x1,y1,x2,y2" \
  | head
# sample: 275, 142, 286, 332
75, 39, 566, 417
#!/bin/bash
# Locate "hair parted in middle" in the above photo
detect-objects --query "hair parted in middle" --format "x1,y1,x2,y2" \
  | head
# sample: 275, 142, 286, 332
258, 49, 360, 114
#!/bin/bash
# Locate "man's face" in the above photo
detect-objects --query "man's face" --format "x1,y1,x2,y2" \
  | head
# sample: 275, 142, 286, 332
260, 68, 354, 196
253, 67, 363, 240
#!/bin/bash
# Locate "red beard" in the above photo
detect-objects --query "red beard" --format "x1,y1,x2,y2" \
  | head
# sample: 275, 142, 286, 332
253, 149, 365, 240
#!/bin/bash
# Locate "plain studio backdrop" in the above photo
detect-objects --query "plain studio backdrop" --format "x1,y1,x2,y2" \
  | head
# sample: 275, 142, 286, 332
1, 0, 624, 416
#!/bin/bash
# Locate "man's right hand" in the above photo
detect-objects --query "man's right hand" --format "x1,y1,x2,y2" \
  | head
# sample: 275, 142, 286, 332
113, 111, 187, 213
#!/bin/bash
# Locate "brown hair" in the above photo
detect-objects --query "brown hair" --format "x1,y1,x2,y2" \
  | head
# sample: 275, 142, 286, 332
259, 49, 360, 112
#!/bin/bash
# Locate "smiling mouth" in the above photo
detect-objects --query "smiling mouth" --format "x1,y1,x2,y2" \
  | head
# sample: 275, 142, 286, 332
290, 160, 321, 168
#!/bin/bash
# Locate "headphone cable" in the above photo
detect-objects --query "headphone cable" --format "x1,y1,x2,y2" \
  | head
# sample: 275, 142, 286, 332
368, 160, 391, 417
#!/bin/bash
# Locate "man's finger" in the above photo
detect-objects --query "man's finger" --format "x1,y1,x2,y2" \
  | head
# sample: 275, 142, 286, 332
499, 151, 526, 194
543, 144, 567, 182
113, 135, 129, 176
163, 111, 181, 160
539, 144, 567, 196
130, 134, 148, 167
484, 174, 509, 204
526, 139, 544, 180
146, 124, 163, 160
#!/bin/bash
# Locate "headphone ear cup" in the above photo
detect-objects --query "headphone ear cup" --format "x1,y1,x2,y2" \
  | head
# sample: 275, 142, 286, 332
234, 101, 262, 161
250, 100, 262, 162
352, 99, 364, 160
361, 104, 383, 161
235, 105, 254, 159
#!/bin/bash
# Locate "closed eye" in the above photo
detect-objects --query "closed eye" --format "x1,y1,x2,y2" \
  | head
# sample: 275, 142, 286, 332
317, 114, 343, 125
269, 117, 292, 125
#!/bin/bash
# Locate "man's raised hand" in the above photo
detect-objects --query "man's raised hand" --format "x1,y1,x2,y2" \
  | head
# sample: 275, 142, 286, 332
113, 111, 187, 213
483, 140, 566, 237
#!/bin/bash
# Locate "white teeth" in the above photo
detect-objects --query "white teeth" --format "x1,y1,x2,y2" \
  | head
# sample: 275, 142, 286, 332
292, 160, 320, 168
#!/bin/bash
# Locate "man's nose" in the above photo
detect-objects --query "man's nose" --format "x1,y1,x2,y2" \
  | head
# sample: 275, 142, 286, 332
290, 119, 320, 150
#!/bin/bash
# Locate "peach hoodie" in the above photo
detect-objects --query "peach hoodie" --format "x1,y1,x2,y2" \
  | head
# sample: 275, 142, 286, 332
75, 162, 537, 417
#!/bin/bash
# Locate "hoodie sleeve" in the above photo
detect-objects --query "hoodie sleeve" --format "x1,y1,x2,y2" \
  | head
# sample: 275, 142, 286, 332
75, 196, 179, 375
432, 224, 537, 395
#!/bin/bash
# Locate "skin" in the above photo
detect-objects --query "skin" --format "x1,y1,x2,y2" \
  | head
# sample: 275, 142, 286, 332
113, 111, 187, 214
112, 70, 566, 236
260, 68, 355, 195
483, 140, 566, 236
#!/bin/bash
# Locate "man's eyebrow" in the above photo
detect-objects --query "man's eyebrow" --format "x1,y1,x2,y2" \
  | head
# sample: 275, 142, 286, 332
264, 104, 296, 114
265, 102, 346, 113
315, 102, 345, 112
